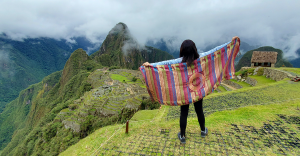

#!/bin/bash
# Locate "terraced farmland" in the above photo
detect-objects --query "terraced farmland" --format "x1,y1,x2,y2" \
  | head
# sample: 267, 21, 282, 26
55, 68, 149, 132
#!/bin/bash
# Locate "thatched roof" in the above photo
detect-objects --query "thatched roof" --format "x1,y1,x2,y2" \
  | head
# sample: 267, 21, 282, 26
251, 51, 278, 63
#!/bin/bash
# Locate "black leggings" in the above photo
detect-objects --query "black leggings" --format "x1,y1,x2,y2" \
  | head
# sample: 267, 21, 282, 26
180, 99, 205, 137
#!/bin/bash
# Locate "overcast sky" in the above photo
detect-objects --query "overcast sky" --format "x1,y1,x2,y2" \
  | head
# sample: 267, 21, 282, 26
0, 0, 299, 59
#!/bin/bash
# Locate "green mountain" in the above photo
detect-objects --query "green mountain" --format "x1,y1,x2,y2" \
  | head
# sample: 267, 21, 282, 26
235, 46, 293, 71
0, 36, 101, 113
91, 22, 174, 69
0, 22, 172, 155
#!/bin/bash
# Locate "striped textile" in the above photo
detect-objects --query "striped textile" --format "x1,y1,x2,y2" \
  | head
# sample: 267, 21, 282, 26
139, 38, 240, 106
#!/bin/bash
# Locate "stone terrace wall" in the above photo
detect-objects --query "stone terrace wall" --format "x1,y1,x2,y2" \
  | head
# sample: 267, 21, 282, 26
221, 84, 232, 91
245, 77, 257, 86
263, 68, 294, 81
222, 80, 243, 89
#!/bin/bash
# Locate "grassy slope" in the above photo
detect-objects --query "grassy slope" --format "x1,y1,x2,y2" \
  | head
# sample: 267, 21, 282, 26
61, 100, 300, 156
275, 67, 300, 75
61, 79, 300, 155
230, 79, 251, 88
110, 72, 146, 88
248, 75, 276, 86
217, 85, 227, 92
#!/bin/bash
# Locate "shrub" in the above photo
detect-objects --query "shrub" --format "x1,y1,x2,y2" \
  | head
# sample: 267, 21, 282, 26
86, 66, 93, 71
257, 68, 264, 76
140, 99, 160, 110
132, 76, 137, 82
109, 66, 120, 71
68, 104, 78, 110
119, 108, 137, 123
247, 68, 255, 74
241, 70, 248, 77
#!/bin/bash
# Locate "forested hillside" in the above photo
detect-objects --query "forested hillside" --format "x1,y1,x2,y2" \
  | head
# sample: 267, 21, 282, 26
0, 36, 101, 113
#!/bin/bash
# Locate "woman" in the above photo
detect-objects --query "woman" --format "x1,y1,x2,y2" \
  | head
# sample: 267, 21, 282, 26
143, 37, 238, 144
143, 40, 207, 144
177, 39, 207, 144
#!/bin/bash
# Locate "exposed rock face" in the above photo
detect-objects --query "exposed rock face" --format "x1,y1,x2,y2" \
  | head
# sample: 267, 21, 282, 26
263, 68, 294, 81
253, 67, 261, 75
62, 120, 81, 133
245, 77, 257, 86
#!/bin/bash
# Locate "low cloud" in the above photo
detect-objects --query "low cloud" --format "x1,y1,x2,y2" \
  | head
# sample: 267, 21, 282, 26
0, 46, 14, 78
280, 33, 300, 60
0, 0, 299, 59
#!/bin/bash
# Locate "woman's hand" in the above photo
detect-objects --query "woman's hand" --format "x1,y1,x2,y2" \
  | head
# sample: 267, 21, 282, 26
232, 36, 238, 41
142, 62, 150, 66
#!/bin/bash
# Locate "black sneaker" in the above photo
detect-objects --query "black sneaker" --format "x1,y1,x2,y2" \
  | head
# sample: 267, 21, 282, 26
177, 132, 186, 144
201, 128, 208, 137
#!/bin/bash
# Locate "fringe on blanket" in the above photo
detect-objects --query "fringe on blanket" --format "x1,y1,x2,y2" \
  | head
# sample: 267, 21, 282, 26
139, 37, 240, 106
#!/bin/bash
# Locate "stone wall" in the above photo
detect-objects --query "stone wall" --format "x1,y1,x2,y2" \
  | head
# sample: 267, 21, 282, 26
263, 68, 294, 81
245, 77, 257, 86
221, 84, 232, 91
222, 80, 243, 89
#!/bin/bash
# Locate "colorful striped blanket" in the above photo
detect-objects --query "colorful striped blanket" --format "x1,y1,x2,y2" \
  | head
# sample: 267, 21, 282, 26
139, 38, 240, 106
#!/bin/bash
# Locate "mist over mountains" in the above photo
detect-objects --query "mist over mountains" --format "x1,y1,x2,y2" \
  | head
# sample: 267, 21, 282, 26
146, 38, 257, 61
1, 23, 299, 114
0, 19, 299, 155
0, 35, 101, 112
0, 22, 174, 155
145, 37, 300, 68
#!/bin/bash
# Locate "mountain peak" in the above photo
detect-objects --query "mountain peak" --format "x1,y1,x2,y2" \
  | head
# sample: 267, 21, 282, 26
91, 22, 173, 69
108, 22, 129, 35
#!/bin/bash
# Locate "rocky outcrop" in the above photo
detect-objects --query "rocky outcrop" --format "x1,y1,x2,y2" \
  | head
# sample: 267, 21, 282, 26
222, 80, 243, 89
263, 68, 294, 81
245, 77, 257, 86
62, 120, 81, 133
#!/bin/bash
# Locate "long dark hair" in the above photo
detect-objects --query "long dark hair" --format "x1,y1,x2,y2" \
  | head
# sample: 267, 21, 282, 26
180, 40, 199, 67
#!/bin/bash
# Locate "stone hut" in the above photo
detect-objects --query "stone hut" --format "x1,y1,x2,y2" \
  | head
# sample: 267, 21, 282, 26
251, 51, 278, 67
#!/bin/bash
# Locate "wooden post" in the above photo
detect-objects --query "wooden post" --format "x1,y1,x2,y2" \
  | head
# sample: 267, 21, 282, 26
125, 120, 129, 134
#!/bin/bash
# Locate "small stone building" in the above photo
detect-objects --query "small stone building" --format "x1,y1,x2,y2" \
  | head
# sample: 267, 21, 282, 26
251, 51, 278, 67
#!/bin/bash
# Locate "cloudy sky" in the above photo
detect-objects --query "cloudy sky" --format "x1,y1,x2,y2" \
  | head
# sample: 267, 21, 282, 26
0, 0, 299, 58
